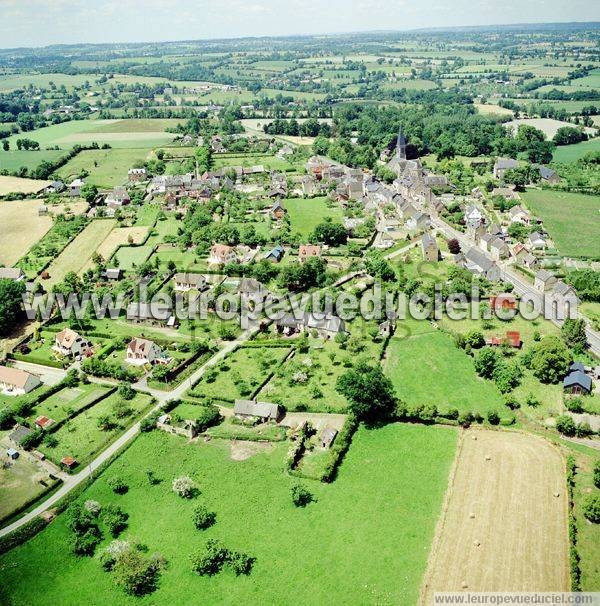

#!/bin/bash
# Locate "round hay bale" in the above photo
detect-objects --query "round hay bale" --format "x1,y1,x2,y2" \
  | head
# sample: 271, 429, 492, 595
473, 540, 481, 547
469, 512, 475, 519
553, 492, 560, 498
485, 455, 491, 461
461, 582, 468, 589
472, 435, 477, 441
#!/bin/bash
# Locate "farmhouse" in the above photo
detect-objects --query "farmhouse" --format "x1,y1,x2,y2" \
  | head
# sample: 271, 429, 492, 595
550, 281, 579, 316
174, 273, 209, 292
128, 168, 147, 182
276, 312, 346, 339
513, 244, 540, 270
68, 178, 85, 197
301, 176, 320, 196
126, 337, 166, 366
464, 205, 484, 228
105, 186, 130, 207
54, 328, 92, 358
102, 268, 123, 281
238, 277, 268, 299
264, 245, 285, 263
299, 245, 322, 263
421, 233, 439, 261
563, 362, 592, 395
0, 365, 41, 396
44, 180, 65, 194
527, 231, 547, 250
61, 456, 78, 470
464, 248, 501, 281
270, 200, 287, 219
536, 165, 560, 184
209, 244, 237, 265
0, 267, 26, 281
233, 399, 281, 422
508, 205, 532, 225
493, 157, 519, 179
127, 302, 178, 328
534, 269, 557, 293
489, 238, 510, 261
406, 211, 431, 231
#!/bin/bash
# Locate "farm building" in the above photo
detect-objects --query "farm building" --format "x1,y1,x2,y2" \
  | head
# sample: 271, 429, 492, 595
534, 270, 557, 293
421, 233, 439, 261
298, 245, 322, 263
493, 157, 519, 179
128, 168, 147, 182
34, 416, 55, 430
127, 302, 178, 328
174, 273, 209, 292
264, 245, 285, 263
464, 248, 501, 281
61, 456, 78, 470
156, 414, 198, 439
68, 178, 85, 197
485, 331, 522, 348
6, 448, 19, 460
276, 312, 346, 339
320, 427, 338, 448
8, 425, 33, 447
563, 362, 592, 395
0, 365, 42, 396
234, 399, 281, 423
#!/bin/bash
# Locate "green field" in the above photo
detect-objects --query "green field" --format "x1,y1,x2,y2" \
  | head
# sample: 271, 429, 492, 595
58, 148, 151, 188
285, 196, 344, 239
522, 190, 600, 258
553, 138, 600, 163
384, 330, 506, 415
111, 244, 154, 270
0, 149, 64, 171
32, 384, 112, 425
6, 119, 178, 150
0, 423, 457, 605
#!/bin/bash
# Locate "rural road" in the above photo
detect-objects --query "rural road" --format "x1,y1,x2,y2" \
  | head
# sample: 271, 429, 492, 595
0, 327, 258, 539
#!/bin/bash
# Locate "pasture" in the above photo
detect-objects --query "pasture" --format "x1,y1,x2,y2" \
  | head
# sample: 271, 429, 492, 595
384, 330, 506, 416
0, 175, 50, 195
0, 423, 457, 605
522, 190, 600, 258
285, 196, 344, 238
58, 148, 151, 188
0, 199, 53, 265
44, 219, 116, 286
6, 119, 178, 150
0, 149, 64, 172
504, 118, 596, 140
420, 431, 569, 600
553, 137, 600, 163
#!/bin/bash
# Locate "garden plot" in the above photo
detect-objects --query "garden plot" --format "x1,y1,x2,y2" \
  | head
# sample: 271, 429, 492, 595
85, 225, 149, 270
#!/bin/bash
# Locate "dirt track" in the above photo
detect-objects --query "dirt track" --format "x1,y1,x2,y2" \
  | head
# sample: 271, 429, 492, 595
420, 430, 569, 603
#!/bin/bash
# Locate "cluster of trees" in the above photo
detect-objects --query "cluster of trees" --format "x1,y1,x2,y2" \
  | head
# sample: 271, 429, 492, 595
190, 539, 255, 577
0, 278, 26, 336
553, 126, 589, 146
567, 270, 600, 302
263, 118, 332, 138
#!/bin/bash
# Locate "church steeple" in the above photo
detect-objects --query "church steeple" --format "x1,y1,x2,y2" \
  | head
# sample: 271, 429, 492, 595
396, 126, 407, 160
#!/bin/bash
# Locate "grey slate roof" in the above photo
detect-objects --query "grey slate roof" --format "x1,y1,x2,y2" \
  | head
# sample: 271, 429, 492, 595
234, 400, 279, 419
563, 371, 592, 392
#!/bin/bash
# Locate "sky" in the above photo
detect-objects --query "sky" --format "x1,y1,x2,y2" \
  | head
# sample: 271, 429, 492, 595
0, 0, 598, 48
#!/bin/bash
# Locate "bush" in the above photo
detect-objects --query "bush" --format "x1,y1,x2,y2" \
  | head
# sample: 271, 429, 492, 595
117, 384, 136, 401
103, 504, 129, 537
487, 410, 500, 425
84, 500, 101, 516
192, 505, 216, 530
113, 548, 164, 596
172, 476, 197, 498
66, 504, 102, 556
504, 395, 520, 410
556, 415, 577, 437
190, 539, 229, 576
594, 460, 600, 490
524, 393, 540, 408
565, 398, 584, 413
107, 477, 128, 495
582, 493, 600, 524
140, 412, 160, 432
229, 550, 255, 576
291, 484, 314, 507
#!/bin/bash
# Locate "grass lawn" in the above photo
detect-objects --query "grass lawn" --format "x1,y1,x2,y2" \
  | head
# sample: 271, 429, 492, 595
384, 330, 506, 415
189, 346, 292, 402
112, 244, 154, 270
57, 148, 151, 188
521, 190, 600, 258
212, 154, 297, 173
285, 196, 344, 239
38, 391, 153, 466
0, 423, 457, 605
552, 138, 600, 163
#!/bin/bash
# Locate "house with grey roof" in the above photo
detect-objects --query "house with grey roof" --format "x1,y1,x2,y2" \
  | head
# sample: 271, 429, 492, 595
0, 267, 26, 282
493, 157, 519, 179
276, 312, 346, 339
234, 399, 281, 423
534, 270, 557, 293
421, 233, 439, 262
464, 248, 501, 281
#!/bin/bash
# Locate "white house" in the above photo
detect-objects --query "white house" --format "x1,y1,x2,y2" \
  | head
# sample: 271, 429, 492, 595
527, 231, 547, 250
0, 365, 41, 396
69, 178, 85, 197
126, 337, 166, 366
54, 328, 92, 358
464, 205, 483, 228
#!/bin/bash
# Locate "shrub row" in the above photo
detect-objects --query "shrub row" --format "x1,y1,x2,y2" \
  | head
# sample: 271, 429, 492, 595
320, 415, 359, 483
566, 455, 581, 591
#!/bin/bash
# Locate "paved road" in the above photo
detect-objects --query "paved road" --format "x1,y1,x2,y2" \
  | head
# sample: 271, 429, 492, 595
0, 327, 258, 539
431, 216, 600, 358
